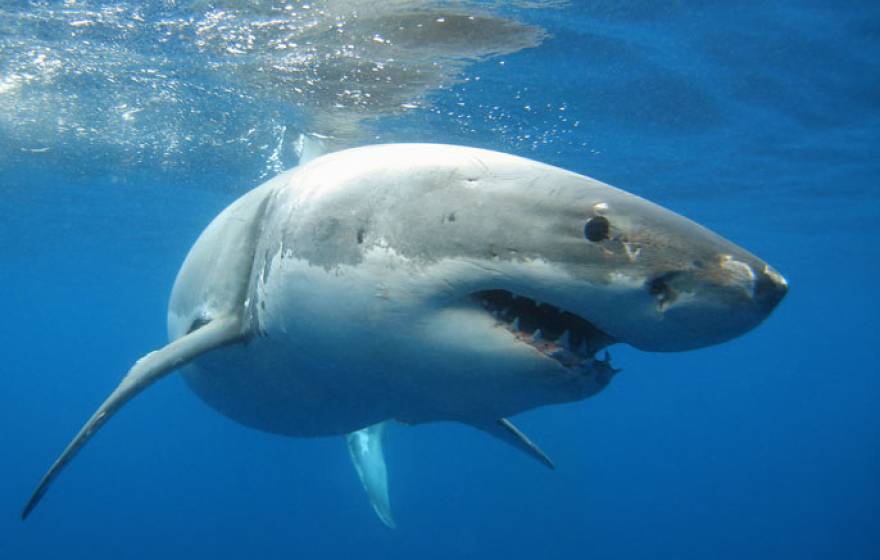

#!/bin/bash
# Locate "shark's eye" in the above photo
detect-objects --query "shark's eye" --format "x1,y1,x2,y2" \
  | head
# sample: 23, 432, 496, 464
584, 216, 610, 242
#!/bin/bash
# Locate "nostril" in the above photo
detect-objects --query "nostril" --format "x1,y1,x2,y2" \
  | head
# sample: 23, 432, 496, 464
647, 273, 678, 311
648, 277, 667, 297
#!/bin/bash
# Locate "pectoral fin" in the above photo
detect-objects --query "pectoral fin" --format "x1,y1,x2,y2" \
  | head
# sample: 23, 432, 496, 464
346, 421, 395, 528
22, 314, 245, 520
474, 418, 555, 470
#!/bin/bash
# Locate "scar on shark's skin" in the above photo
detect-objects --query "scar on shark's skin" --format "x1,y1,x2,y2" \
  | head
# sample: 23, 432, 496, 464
23, 142, 787, 526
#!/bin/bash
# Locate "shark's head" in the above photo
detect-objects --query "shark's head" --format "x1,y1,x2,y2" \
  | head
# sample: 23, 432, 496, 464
554, 192, 788, 352
267, 145, 788, 388
461, 178, 790, 354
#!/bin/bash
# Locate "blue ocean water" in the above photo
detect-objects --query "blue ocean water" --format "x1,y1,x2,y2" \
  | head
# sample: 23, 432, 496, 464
1, 2, 878, 559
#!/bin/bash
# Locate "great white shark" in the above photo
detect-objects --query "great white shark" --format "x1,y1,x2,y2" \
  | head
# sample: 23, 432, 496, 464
22, 143, 787, 526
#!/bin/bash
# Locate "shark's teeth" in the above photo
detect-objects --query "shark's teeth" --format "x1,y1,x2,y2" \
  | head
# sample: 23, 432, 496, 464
472, 289, 617, 372
558, 330, 571, 349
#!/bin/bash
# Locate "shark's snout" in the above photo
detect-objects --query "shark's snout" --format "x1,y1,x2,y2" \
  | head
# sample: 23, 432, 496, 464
616, 253, 787, 353
754, 264, 788, 314
713, 256, 788, 318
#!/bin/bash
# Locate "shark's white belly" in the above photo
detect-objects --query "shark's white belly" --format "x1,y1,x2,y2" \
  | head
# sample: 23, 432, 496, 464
181, 306, 585, 437
182, 339, 391, 436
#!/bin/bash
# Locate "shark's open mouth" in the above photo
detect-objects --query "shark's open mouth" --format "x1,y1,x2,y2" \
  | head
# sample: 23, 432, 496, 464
472, 289, 618, 371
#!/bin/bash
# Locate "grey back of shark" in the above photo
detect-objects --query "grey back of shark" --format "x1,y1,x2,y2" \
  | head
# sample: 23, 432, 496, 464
23, 144, 787, 526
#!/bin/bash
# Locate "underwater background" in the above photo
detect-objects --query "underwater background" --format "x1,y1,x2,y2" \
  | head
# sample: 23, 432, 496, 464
1, 1, 877, 558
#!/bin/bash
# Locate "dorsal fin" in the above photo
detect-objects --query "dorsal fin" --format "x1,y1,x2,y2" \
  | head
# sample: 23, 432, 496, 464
294, 133, 328, 165
21, 315, 245, 519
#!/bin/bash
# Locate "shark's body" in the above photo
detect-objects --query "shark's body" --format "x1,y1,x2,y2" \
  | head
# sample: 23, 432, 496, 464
23, 144, 787, 526
173, 150, 618, 437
